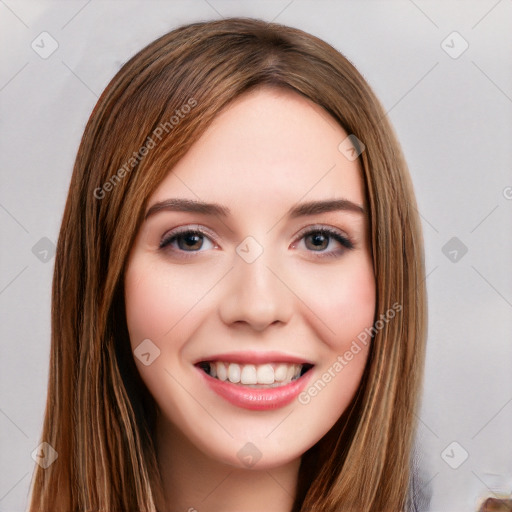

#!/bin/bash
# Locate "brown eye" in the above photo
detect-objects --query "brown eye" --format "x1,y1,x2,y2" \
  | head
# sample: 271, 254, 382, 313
159, 228, 215, 254
305, 232, 330, 251
176, 232, 204, 251
297, 227, 354, 258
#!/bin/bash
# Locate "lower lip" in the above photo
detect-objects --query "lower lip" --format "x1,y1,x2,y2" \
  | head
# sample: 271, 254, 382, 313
197, 367, 313, 411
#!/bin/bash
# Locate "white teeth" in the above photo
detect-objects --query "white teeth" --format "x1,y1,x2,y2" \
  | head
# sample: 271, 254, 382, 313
216, 362, 227, 381
240, 365, 257, 384
228, 363, 241, 383
274, 364, 287, 382
256, 364, 275, 384
205, 362, 307, 386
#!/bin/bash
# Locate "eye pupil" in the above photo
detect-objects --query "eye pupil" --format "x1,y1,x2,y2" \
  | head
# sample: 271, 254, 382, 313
179, 233, 203, 251
307, 233, 328, 250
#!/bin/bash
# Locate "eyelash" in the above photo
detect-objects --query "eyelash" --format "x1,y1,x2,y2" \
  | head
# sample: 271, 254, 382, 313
159, 225, 354, 260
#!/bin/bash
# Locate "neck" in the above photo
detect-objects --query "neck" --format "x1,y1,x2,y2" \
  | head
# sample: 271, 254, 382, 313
154, 415, 300, 512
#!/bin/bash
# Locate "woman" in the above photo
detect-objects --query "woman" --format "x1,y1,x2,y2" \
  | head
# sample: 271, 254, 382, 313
28, 17, 428, 512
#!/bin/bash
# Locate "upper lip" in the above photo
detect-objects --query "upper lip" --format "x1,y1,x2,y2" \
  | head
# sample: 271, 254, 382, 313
194, 351, 315, 365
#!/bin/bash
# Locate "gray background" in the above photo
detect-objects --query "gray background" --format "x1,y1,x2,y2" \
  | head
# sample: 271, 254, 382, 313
1, 1, 511, 511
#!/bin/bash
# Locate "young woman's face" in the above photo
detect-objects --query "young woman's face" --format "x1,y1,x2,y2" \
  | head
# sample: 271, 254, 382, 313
124, 87, 376, 469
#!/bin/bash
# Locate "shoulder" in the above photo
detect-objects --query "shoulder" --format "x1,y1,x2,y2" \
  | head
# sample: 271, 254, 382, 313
405, 444, 432, 512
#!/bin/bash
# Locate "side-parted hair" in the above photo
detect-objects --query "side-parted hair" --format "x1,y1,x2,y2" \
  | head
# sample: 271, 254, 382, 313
28, 17, 427, 512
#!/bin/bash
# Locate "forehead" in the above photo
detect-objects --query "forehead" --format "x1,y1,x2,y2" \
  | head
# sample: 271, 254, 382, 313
149, 87, 365, 211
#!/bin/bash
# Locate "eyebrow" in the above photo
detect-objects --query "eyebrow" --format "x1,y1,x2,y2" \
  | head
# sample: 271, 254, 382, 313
145, 197, 365, 220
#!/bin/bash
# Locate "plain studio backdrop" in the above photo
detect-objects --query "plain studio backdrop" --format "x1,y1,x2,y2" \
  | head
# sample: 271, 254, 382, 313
1, 1, 511, 511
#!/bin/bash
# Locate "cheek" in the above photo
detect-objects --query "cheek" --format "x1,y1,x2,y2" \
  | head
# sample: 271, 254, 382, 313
301, 256, 376, 350
124, 259, 211, 344
124, 262, 170, 344
123, 259, 208, 405
294, 258, 375, 424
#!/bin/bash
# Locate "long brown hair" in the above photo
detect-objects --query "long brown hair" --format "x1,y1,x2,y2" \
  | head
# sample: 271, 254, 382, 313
28, 17, 427, 512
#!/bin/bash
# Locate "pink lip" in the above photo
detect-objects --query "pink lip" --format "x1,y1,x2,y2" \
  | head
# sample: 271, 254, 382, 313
196, 365, 314, 411
194, 351, 314, 365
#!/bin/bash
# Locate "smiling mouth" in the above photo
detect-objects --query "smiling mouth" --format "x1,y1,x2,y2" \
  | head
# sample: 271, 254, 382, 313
196, 361, 314, 388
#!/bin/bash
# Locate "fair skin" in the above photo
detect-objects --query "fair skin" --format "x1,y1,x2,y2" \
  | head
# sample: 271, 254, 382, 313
124, 87, 376, 512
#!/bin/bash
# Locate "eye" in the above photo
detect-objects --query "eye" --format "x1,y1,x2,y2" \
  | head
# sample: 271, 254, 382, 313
159, 224, 354, 260
293, 226, 354, 258
159, 226, 216, 256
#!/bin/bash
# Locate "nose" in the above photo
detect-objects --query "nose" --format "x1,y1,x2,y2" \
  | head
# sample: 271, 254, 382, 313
218, 251, 294, 332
